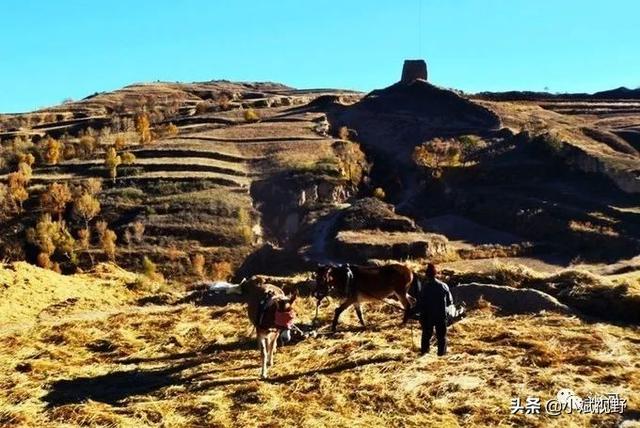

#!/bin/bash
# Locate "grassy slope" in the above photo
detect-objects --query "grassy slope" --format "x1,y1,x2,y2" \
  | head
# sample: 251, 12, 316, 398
1, 264, 639, 427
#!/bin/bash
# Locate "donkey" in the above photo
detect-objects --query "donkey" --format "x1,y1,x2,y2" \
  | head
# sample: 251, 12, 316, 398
315, 263, 414, 332
244, 278, 297, 379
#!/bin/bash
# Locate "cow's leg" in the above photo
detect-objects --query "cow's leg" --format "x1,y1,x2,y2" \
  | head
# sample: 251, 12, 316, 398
268, 331, 279, 367
259, 333, 269, 379
332, 296, 356, 332
354, 303, 366, 328
397, 292, 413, 325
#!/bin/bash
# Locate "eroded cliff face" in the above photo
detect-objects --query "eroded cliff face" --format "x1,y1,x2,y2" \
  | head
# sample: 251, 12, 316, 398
476, 98, 640, 195
250, 175, 354, 243
560, 142, 640, 193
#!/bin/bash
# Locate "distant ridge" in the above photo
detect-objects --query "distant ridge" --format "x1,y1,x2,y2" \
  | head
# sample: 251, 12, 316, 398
474, 86, 640, 101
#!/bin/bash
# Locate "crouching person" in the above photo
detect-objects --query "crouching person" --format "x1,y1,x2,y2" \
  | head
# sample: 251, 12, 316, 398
419, 263, 453, 356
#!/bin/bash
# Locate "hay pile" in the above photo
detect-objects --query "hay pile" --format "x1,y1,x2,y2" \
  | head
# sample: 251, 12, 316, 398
444, 262, 640, 323
0, 262, 140, 326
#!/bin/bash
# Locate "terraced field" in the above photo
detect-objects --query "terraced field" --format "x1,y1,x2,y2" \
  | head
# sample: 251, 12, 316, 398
2, 78, 639, 284
0, 82, 364, 276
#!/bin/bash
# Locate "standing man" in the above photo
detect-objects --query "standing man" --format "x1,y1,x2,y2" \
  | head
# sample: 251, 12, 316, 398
419, 263, 453, 356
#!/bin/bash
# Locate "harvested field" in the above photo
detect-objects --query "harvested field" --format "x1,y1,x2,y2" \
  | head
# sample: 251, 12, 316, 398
1, 263, 638, 427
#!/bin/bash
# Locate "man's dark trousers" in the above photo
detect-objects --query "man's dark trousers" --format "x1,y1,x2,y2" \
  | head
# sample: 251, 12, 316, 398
421, 315, 447, 356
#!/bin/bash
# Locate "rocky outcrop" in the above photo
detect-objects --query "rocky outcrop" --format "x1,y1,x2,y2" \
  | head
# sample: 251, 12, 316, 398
452, 282, 572, 315
336, 198, 418, 232
333, 230, 449, 263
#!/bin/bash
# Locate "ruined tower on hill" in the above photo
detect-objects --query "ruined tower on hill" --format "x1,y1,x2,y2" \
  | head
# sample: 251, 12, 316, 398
401, 59, 428, 84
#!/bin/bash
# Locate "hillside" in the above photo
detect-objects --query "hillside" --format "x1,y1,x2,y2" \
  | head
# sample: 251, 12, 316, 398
0, 81, 366, 277
1, 74, 639, 277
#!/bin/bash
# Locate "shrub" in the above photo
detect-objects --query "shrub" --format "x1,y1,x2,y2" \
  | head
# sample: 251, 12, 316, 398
142, 256, 164, 281
191, 254, 206, 279
0, 183, 9, 217
195, 102, 210, 115
236, 208, 253, 245
63, 143, 77, 160
333, 140, 368, 184
7, 162, 31, 213
79, 135, 96, 158
113, 134, 126, 151
18, 152, 35, 166
7, 172, 28, 212
27, 214, 57, 260
166, 244, 182, 262
101, 229, 117, 261
40, 182, 72, 221
243, 108, 260, 122
158, 123, 178, 138
95, 220, 108, 241
76, 228, 90, 251
26, 214, 76, 267
372, 187, 386, 200
17, 161, 32, 182
83, 178, 103, 195
36, 252, 52, 269
132, 221, 145, 242
215, 93, 231, 110
118, 166, 143, 177
121, 151, 136, 165
6, 135, 35, 167
123, 229, 132, 246
117, 187, 144, 201
338, 126, 350, 141
412, 138, 462, 176
458, 135, 480, 165
210, 261, 233, 280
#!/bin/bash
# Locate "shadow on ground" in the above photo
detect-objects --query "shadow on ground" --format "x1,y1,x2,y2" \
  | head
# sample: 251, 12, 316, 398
42, 334, 402, 407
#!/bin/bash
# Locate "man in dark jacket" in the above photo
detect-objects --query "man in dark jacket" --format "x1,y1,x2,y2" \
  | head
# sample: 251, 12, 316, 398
419, 263, 453, 356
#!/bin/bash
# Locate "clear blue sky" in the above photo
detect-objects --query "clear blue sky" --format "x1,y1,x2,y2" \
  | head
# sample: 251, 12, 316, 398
1, 1, 639, 112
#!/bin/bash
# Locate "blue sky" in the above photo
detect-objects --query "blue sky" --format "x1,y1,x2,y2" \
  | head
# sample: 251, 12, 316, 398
1, 1, 639, 112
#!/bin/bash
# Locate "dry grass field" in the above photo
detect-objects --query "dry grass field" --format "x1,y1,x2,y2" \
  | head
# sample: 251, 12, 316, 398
1, 262, 639, 427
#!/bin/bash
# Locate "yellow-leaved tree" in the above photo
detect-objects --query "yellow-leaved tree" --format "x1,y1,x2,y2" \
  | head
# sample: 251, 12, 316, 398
104, 147, 122, 182
136, 112, 153, 144
412, 138, 462, 178
73, 191, 101, 228
40, 182, 72, 221
43, 136, 62, 165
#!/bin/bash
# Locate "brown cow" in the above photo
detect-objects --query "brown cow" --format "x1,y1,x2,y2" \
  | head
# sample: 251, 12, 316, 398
315, 263, 414, 332
244, 279, 297, 379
